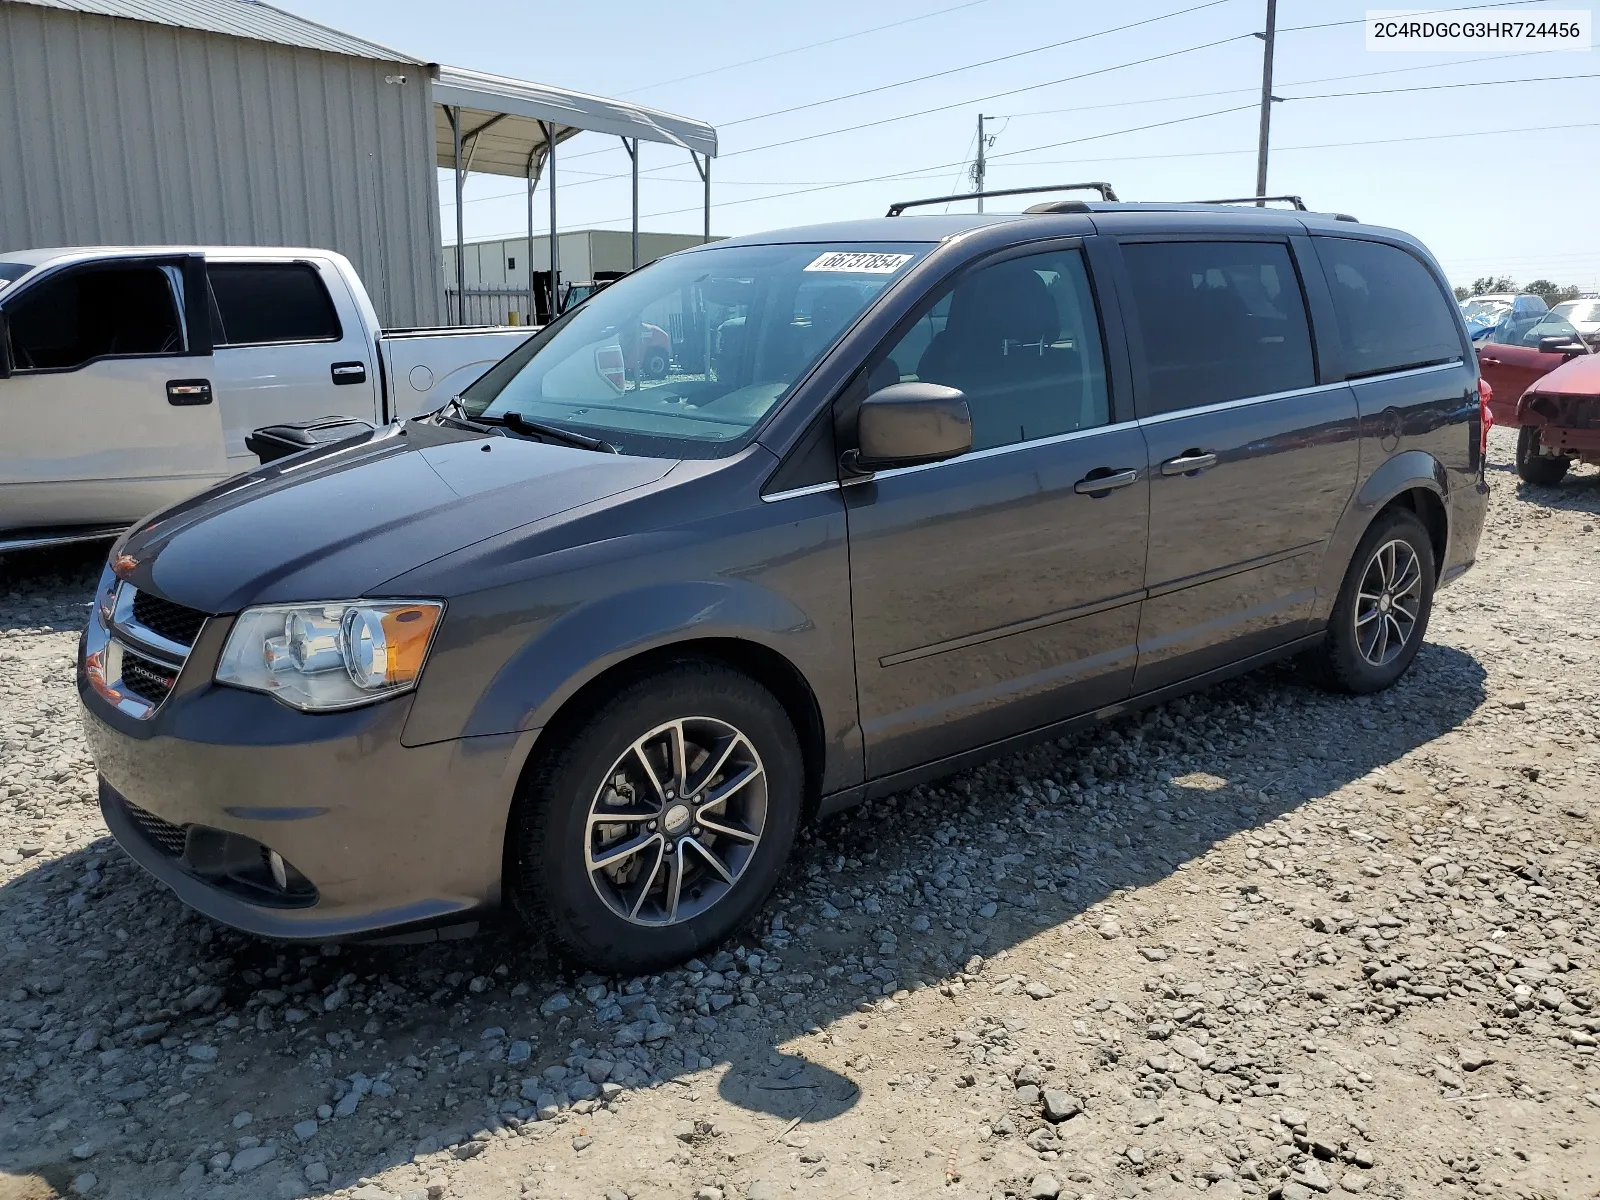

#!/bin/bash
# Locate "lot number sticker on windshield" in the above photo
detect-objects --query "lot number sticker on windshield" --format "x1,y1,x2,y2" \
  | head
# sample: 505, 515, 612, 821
804, 251, 914, 274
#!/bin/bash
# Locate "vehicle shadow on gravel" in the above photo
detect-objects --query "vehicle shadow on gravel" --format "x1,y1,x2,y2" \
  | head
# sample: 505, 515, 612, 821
0, 610, 1488, 1195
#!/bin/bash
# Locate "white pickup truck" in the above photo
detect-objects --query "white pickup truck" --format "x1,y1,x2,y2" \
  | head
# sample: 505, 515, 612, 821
0, 246, 532, 552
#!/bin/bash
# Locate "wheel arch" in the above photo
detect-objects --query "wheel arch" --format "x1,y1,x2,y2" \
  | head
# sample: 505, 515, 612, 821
509, 635, 829, 828
1312, 450, 1449, 624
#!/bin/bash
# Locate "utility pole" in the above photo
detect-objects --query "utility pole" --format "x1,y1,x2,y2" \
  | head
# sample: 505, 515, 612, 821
971, 114, 992, 211
1254, 0, 1278, 204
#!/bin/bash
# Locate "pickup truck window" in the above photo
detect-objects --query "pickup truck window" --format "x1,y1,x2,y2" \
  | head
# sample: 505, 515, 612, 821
6, 266, 183, 372
0, 262, 28, 292
460, 241, 932, 458
208, 263, 342, 346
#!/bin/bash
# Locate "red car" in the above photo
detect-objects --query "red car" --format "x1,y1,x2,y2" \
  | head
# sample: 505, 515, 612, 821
1506, 351, 1600, 485
1476, 310, 1593, 482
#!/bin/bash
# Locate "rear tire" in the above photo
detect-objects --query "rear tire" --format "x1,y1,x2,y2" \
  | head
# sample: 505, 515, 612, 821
1515, 425, 1569, 486
643, 350, 670, 380
1310, 507, 1435, 695
507, 661, 802, 974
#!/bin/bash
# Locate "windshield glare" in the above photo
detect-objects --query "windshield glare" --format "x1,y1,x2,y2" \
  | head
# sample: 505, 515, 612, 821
460, 242, 929, 457
1554, 300, 1600, 323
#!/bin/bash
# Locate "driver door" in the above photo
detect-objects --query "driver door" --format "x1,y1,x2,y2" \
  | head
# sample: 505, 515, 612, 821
0, 256, 229, 533
1479, 311, 1586, 417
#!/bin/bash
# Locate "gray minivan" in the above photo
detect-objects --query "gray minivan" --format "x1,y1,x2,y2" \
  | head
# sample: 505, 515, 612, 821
78, 193, 1490, 973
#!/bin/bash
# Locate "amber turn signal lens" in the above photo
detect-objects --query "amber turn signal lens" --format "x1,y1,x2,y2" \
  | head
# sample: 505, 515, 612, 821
379, 605, 440, 684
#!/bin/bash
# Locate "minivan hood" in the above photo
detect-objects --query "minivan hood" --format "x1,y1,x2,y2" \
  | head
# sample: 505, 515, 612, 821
118, 423, 675, 613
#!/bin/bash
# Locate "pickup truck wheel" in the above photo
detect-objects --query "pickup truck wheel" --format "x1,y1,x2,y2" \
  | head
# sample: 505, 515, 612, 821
1310, 508, 1435, 695
643, 350, 670, 380
508, 662, 802, 974
1515, 425, 1569, 486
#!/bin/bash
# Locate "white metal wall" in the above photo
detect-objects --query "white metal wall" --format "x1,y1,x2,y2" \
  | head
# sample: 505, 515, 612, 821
0, 3, 443, 325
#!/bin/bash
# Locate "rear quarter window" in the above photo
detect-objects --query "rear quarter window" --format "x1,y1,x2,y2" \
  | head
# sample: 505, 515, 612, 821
208, 262, 341, 346
1312, 238, 1462, 378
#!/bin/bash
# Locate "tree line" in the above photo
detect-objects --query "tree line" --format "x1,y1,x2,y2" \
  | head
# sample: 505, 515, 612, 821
1453, 276, 1586, 306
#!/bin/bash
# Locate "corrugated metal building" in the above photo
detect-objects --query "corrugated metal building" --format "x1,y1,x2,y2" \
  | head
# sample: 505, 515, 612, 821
0, 0, 443, 325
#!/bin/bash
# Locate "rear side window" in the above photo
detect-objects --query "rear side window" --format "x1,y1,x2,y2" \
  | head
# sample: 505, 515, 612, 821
1313, 238, 1461, 378
1120, 240, 1315, 415
6, 266, 183, 371
208, 263, 341, 346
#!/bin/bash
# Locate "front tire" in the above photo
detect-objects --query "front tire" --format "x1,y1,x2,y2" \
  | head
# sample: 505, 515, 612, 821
643, 350, 670, 380
1311, 508, 1435, 695
508, 661, 802, 974
1515, 425, 1569, 486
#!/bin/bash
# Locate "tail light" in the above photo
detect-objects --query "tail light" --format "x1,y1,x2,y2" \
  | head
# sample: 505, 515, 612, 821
1478, 376, 1494, 461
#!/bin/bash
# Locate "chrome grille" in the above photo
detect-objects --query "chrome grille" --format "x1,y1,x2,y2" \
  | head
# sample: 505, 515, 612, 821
130, 591, 207, 647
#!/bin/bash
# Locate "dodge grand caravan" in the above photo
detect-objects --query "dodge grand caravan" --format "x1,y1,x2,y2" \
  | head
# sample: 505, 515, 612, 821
79, 192, 1491, 973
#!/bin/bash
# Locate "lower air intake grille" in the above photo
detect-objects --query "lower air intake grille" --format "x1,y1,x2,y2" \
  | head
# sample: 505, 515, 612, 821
125, 801, 188, 858
120, 652, 178, 706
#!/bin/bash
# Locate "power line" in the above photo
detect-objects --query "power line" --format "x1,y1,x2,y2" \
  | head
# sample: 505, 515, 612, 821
1288, 71, 1600, 101
461, 118, 1600, 237
614, 0, 997, 96
721, 0, 1237, 128
441, 51, 1562, 212
554, 0, 1241, 166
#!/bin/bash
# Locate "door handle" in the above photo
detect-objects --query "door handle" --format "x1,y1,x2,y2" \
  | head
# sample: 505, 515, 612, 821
166, 379, 212, 406
331, 361, 368, 386
1074, 467, 1140, 496
1160, 451, 1218, 476
1480, 356, 1501, 365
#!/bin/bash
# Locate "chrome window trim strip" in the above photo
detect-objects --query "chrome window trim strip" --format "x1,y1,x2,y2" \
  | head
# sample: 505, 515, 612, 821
1135, 380, 1348, 427
1347, 358, 1465, 385
870, 418, 1141, 482
760, 480, 842, 503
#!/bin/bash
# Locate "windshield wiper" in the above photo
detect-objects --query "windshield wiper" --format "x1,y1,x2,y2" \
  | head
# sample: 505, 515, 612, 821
495, 411, 618, 454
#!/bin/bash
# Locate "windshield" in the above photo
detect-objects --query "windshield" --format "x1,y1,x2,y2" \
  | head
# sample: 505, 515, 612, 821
1461, 298, 1510, 321
0, 262, 30, 293
1554, 300, 1600, 323
460, 241, 931, 457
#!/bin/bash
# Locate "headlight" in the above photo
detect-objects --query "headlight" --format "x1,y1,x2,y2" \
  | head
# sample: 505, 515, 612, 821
215, 600, 443, 711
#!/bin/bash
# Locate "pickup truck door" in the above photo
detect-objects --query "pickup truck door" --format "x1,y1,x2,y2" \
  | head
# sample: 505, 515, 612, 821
0, 254, 230, 533
205, 258, 380, 467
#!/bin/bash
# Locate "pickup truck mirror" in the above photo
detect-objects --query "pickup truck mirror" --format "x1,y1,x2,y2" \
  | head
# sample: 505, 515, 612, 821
0, 310, 11, 379
1538, 335, 1587, 355
847, 382, 972, 473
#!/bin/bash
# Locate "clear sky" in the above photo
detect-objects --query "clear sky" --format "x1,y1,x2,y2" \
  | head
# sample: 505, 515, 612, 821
285, 0, 1600, 292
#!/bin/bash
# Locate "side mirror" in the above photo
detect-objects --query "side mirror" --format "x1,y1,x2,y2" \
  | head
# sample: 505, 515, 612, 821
1538, 335, 1586, 355
847, 382, 972, 473
0, 310, 11, 379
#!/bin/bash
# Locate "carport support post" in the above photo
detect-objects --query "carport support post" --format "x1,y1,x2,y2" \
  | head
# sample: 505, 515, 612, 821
525, 148, 542, 326
541, 121, 560, 315
692, 151, 711, 244
621, 136, 640, 270
448, 106, 466, 325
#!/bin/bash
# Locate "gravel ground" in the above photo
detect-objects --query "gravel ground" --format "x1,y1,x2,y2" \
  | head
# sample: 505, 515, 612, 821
1, 427, 1597, 1200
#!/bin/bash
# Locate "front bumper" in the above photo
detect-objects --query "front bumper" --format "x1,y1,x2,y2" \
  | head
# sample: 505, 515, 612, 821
80, 664, 536, 942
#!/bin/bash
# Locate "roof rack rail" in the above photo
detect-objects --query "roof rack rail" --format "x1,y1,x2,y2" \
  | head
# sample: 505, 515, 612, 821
1195, 194, 1308, 210
886, 181, 1118, 217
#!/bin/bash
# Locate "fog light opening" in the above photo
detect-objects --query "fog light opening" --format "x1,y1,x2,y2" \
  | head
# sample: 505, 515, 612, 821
268, 850, 288, 891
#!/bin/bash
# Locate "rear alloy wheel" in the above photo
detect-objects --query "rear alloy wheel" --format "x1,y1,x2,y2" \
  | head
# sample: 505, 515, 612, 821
1310, 507, 1435, 694
509, 662, 801, 973
1515, 424, 1569, 486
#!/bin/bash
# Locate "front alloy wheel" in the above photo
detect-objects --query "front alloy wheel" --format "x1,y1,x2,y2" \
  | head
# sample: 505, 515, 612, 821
509, 661, 802, 974
586, 717, 767, 926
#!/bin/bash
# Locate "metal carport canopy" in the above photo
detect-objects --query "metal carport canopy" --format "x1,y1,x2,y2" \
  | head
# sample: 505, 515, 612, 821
432, 64, 718, 322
